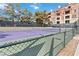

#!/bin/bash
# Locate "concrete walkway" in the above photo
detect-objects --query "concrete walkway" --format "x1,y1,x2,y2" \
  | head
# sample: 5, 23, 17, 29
57, 35, 79, 56
74, 35, 79, 56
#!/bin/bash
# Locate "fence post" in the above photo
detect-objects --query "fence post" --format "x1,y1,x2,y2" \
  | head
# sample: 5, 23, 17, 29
59, 24, 61, 33
49, 37, 54, 56
64, 31, 66, 47
72, 28, 75, 36
74, 22, 77, 35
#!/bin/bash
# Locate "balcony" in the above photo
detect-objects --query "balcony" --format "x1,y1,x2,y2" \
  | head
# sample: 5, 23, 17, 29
65, 10, 70, 14
65, 15, 70, 19
57, 17, 60, 20
56, 13, 60, 16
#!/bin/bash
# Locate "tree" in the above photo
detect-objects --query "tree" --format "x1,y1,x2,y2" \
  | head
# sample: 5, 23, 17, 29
14, 3, 21, 22
4, 4, 15, 26
35, 10, 50, 26
21, 9, 33, 22
35, 11, 43, 26
4, 3, 22, 26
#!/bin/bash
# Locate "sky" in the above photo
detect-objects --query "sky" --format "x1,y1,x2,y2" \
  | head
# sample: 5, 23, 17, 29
20, 3, 67, 12
0, 3, 67, 12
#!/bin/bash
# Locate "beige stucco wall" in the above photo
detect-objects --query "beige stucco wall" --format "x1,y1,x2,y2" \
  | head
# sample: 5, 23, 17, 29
50, 3, 79, 25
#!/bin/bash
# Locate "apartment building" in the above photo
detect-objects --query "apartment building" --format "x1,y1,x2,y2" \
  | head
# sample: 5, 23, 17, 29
50, 3, 79, 25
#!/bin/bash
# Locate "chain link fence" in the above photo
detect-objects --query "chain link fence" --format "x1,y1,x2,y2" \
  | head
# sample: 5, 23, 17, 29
0, 21, 79, 56
0, 26, 78, 56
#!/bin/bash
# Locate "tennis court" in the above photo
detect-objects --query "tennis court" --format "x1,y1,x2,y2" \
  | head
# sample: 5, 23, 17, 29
0, 27, 74, 56
0, 27, 72, 42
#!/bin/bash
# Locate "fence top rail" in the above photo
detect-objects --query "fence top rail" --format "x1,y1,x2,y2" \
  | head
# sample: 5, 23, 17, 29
0, 28, 73, 49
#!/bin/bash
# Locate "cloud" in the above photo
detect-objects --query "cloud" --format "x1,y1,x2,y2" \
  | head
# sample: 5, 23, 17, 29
50, 9, 53, 12
30, 5, 39, 9
30, 4, 39, 9
58, 5, 61, 8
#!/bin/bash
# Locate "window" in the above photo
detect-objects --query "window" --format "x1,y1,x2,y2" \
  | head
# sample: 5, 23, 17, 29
68, 6, 71, 8
65, 20, 70, 24
65, 10, 70, 14
65, 15, 70, 19
72, 15, 76, 18
48, 16, 51, 18
56, 13, 60, 16
57, 17, 60, 20
78, 8, 79, 13
57, 21, 60, 24
48, 12, 51, 15
74, 9, 76, 12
